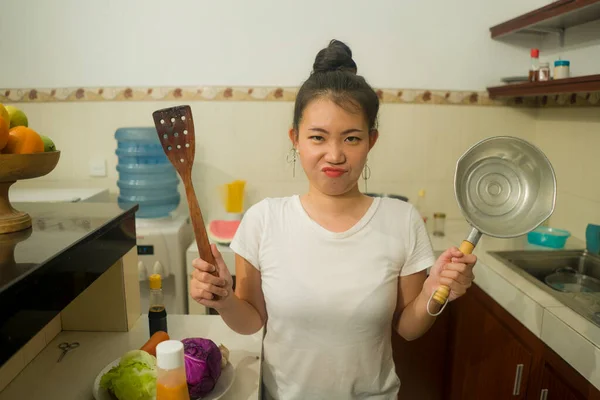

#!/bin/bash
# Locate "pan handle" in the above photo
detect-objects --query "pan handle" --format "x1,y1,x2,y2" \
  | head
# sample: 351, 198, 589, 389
431, 240, 474, 303
428, 228, 482, 313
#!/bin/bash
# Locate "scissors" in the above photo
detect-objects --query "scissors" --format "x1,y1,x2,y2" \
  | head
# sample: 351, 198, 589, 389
57, 341, 80, 362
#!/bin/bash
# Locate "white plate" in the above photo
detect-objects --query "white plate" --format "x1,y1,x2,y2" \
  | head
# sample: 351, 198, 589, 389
92, 358, 235, 400
501, 76, 529, 84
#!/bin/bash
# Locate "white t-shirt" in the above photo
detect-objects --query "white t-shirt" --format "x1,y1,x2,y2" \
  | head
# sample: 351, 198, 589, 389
229, 195, 435, 400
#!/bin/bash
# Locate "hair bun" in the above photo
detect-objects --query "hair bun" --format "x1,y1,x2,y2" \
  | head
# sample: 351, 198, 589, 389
312, 39, 357, 74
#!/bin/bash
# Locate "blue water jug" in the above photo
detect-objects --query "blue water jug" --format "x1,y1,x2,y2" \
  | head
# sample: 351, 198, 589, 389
115, 127, 180, 218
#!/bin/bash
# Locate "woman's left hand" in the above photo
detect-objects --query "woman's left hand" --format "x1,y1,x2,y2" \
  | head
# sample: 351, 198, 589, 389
424, 247, 477, 302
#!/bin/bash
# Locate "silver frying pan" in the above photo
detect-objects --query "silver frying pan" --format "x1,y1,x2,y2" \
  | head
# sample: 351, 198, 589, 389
431, 136, 557, 308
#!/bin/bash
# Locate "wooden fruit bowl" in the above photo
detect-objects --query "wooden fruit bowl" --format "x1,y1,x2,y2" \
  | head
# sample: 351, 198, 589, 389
0, 227, 34, 284
0, 151, 61, 234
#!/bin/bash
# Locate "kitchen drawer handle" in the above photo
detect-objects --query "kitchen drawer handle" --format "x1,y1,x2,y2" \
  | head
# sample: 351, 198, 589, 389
513, 364, 524, 396
540, 389, 548, 400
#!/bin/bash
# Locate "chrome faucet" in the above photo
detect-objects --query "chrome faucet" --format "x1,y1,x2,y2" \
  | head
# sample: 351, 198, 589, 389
586, 224, 600, 255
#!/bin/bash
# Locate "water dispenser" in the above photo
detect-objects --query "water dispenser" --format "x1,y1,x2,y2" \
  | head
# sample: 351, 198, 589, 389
115, 127, 180, 218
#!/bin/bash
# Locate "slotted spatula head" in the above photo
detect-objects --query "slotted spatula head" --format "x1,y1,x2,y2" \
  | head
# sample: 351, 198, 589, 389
151, 105, 218, 276
152, 105, 196, 179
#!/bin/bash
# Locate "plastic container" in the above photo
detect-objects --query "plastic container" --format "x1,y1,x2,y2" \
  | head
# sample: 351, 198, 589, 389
527, 226, 571, 249
115, 127, 180, 218
156, 340, 190, 400
554, 60, 570, 79
586, 224, 600, 254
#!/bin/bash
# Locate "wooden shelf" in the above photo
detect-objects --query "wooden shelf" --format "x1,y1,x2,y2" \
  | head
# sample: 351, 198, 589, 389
487, 74, 600, 98
490, 0, 600, 39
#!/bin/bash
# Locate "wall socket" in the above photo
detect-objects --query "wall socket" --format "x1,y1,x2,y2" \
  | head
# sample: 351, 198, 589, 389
89, 158, 107, 177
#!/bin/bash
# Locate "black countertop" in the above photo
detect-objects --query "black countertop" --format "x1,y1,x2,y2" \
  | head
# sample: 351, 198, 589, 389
0, 202, 137, 366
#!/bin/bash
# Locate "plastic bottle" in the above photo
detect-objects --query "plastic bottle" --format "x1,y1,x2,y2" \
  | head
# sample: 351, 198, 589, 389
149, 274, 168, 336
529, 49, 540, 82
415, 189, 428, 224
156, 340, 190, 400
115, 127, 180, 218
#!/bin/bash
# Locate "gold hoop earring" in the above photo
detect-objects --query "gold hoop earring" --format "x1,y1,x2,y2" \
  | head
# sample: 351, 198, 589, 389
362, 160, 371, 192
286, 147, 298, 178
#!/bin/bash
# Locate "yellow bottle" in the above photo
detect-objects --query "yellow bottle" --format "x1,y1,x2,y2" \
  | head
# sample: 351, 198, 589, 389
415, 189, 428, 223
156, 340, 190, 400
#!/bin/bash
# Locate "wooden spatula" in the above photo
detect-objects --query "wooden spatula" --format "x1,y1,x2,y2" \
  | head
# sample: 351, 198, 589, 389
152, 105, 218, 278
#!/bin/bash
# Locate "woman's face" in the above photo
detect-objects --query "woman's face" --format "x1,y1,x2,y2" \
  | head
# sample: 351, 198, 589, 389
289, 97, 378, 196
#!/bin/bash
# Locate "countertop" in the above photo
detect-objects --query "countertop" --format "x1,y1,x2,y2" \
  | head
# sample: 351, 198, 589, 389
431, 220, 600, 390
0, 202, 137, 292
0, 314, 263, 400
0, 202, 137, 366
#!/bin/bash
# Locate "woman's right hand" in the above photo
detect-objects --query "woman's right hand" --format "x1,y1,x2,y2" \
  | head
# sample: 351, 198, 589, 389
190, 244, 234, 310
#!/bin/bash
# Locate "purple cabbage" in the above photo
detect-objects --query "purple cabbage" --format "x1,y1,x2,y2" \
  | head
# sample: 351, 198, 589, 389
181, 338, 222, 398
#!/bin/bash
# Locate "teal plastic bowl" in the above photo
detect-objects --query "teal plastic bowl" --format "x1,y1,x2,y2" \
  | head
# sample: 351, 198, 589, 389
527, 226, 571, 249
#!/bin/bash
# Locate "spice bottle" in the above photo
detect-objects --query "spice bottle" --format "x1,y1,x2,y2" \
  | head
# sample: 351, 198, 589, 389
156, 340, 190, 400
529, 49, 540, 82
433, 213, 446, 237
538, 62, 550, 82
149, 274, 168, 337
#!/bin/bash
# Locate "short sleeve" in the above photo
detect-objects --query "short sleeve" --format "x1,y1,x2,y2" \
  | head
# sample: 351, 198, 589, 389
400, 205, 436, 276
229, 199, 269, 271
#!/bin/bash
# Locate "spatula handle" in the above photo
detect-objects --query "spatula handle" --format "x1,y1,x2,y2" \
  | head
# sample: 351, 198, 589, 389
183, 175, 218, 276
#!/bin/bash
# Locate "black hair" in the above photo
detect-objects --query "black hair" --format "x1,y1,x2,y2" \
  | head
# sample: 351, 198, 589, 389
292, 39, 380, 133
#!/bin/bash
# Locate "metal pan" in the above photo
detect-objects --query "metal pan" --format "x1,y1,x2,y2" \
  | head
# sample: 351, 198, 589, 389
545, 267, 600, 293
431, 136, 557, 308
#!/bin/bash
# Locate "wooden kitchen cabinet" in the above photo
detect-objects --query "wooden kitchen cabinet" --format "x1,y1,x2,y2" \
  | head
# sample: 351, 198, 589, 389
534, 345, 600, 400
538, 364, 585, 400
446, 283, 600, 400
447, 284, 537, 400
391, 282, 600, 400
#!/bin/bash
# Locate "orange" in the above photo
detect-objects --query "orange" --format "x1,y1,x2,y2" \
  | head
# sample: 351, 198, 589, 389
2, 126, 44, 154
0, 105, 9, 126
0, 116, 8, 151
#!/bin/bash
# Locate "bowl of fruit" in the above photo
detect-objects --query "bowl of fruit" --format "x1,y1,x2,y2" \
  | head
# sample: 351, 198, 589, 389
0, 104, 60, 234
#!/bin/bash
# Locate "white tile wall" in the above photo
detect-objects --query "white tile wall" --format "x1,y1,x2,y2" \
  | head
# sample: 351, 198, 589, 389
534, 108, 600, 239
12, 101, 537, 223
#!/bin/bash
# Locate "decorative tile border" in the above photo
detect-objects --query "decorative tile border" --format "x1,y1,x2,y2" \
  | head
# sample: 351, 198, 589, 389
1, 86, 598, 107
0, 86, 501, 106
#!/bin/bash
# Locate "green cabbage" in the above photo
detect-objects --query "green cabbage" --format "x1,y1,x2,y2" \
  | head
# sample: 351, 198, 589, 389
100, 350, 157, 400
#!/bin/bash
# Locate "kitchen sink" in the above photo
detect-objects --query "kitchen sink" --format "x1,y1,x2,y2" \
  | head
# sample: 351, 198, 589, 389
488, 249, 600, 327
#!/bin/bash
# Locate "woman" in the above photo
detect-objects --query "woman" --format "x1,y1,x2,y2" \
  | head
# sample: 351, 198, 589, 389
190, 39, 477, 400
